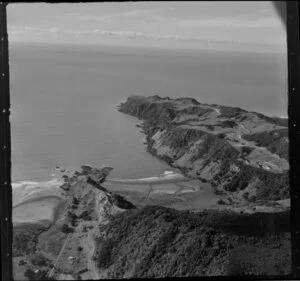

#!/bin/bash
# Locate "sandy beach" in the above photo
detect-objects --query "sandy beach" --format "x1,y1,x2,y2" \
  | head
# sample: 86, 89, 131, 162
13, 195, 66, 224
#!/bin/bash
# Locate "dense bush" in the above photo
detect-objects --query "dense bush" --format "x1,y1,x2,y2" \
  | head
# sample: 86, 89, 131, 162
97, 238, 115, 268
94, 205, 290, 278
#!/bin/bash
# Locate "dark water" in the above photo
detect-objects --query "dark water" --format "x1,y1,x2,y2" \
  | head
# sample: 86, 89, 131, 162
9, 43, 287, 182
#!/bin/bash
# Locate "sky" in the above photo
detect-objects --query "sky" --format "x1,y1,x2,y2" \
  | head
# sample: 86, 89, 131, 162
7, 1, 286, 52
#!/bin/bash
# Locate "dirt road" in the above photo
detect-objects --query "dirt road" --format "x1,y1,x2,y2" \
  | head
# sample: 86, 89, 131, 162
48, 233, 71, 278
84, 188, 108, 279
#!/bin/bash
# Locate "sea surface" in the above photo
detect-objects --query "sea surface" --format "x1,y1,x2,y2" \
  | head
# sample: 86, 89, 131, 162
9, 43, 287, 200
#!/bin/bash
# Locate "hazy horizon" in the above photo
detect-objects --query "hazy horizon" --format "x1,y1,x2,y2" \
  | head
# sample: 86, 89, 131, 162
8, 2, 286, 53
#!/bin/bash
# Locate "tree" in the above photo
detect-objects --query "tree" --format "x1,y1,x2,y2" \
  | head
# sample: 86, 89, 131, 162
24, 269, 36, 280
67, 211, 77, 219
71, 219, 77, 227
30, 253, 48, 266
79, 210, 92, 221
61, 224, 73, 233
78, 211, 89, 219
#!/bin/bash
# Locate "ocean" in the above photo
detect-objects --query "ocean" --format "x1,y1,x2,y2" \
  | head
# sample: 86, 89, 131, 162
9, 43, 287, 193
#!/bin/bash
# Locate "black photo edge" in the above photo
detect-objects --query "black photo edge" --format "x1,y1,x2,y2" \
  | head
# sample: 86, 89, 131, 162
0, 1, 299, 280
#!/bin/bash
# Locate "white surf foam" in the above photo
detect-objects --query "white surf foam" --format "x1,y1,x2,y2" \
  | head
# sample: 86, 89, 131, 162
162, 171, 175, 175
12, 178, 62, 190
12, 181, 40, 189
12, 178, 63, 205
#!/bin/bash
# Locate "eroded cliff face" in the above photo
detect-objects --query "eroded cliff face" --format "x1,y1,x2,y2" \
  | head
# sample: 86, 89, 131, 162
118, 95, 289, 201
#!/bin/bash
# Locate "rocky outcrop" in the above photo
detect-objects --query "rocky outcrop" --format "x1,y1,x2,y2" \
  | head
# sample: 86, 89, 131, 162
118, 95, 289, 201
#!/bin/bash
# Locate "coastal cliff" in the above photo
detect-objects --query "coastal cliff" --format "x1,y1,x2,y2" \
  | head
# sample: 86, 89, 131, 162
118, 95, 289, 202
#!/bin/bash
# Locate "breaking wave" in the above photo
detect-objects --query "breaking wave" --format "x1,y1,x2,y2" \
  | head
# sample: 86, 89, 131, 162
12, 178, 63, 206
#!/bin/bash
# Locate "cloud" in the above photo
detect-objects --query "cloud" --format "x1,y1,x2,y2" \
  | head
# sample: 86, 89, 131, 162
8, 25, 62, 42
178, 17, 281, 29
6, 24, 188, 43
57, 13, 113, 22
121, 9, 161, 17
56, 8, 163, 23
64, 29, 202, 41
8, 25, 60, 34
7, 23, 284, 47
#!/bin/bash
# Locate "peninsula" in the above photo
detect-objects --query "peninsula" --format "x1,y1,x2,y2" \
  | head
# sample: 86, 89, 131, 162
118, 95, 289, 205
